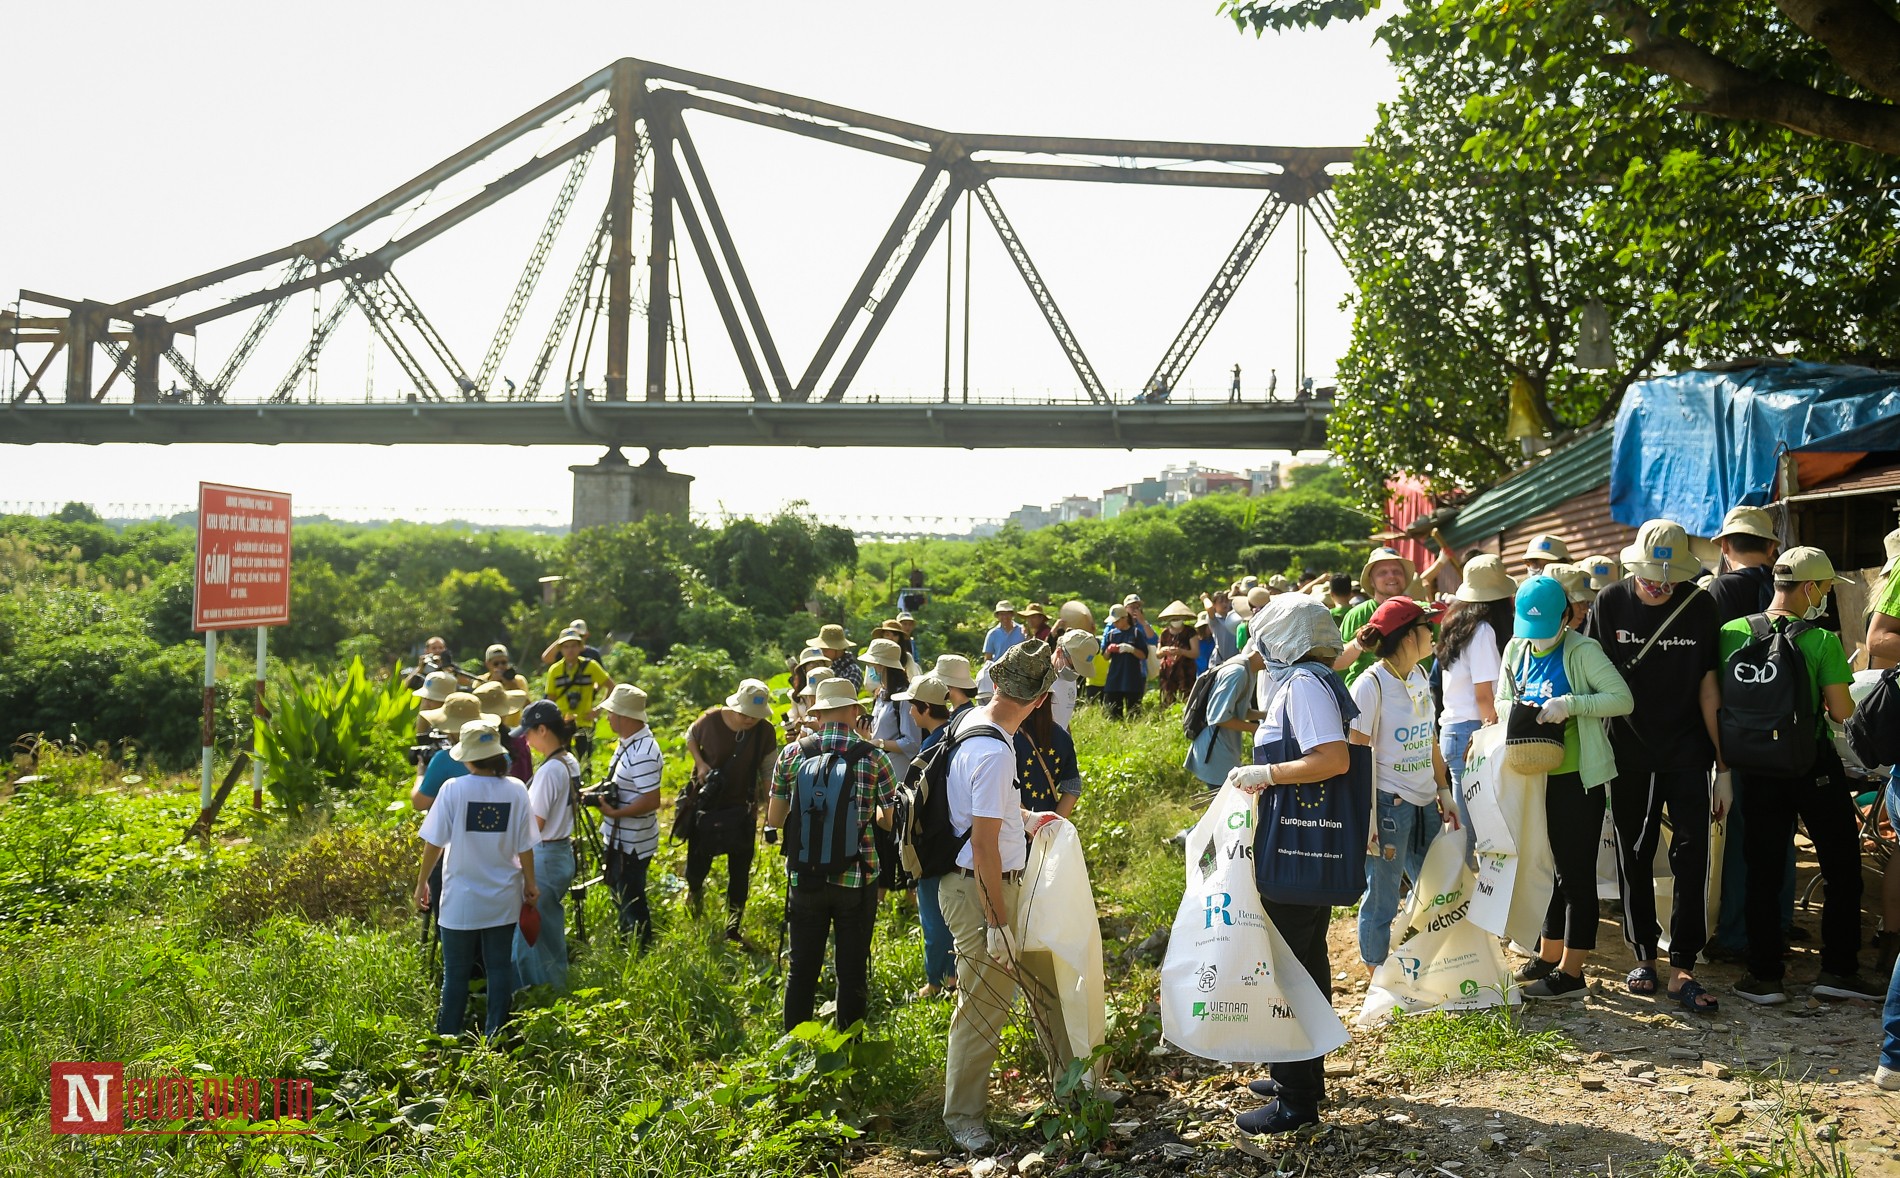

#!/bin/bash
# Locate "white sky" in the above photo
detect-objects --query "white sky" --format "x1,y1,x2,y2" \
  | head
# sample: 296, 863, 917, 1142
0, 1, 1393, 525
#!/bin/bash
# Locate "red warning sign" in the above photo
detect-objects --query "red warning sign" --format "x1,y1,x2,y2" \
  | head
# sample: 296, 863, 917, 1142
192, 482, 292, 631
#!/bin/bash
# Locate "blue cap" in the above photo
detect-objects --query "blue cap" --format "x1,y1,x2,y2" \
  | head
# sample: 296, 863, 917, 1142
1514, 576, 1568, 641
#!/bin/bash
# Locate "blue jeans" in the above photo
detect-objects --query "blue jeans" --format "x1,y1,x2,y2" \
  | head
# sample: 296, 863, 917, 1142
917, 873, 957, 988
1712, 780, 1796, 951
438, 923, 517, 1038
1440, 720, 1481, 861
1884, 937, 1900, 1072
1359, 793, 1437, 966
512, 839, 575, 990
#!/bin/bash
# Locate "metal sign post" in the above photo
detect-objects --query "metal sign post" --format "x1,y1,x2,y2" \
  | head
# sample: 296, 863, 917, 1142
192, 482, 292, 826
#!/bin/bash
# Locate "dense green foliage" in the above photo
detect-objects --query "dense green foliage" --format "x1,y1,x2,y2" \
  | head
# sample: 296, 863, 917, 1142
1218, 0, 1900, 504
254, 659, 420, 816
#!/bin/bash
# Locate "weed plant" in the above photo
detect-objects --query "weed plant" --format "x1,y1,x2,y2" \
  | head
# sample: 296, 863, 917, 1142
1381, 1004, 1570, 1077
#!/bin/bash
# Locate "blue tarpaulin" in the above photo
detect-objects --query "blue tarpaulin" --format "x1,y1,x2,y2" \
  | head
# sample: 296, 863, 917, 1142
1609, 361, 1900, 537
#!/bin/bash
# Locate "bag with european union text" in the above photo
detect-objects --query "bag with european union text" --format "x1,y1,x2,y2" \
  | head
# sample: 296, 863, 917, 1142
1250, 669, 1374, 908
1159, 781, 1350, 1062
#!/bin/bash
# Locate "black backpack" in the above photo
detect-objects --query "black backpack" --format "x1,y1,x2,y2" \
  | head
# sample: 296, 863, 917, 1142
783, 736, 880, 877
1846, 666, 1900, 770
1181, 667, 1221, 743
1718, 614, 1818, 777
892, 713, 1009, 881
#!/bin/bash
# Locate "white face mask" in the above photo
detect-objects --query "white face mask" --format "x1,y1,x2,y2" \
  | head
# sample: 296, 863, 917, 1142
1530, 631, 1564, 653
1802, 586, 1829, 622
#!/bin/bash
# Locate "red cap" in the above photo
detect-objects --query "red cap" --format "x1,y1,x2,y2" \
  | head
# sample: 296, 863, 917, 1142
1365, 596, 1445, 636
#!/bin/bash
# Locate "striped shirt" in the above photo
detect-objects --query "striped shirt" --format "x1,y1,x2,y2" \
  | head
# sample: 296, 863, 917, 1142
603, 729, 663, 857
770, 723, 894, 889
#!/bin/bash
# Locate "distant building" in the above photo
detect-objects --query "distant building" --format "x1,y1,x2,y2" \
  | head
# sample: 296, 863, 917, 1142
1246, 464, 1281, 496
1007, 504, 1056, 531
1058, 495, 1099, 522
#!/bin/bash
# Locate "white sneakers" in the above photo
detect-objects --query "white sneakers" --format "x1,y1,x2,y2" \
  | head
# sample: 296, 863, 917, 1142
1877, 1066, 1900, 1092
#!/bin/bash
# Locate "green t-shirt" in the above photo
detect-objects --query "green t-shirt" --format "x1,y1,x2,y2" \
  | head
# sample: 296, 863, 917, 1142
1875, 571, 1900, 619
1718, 615, 1852, 738
1340, 599, 1377, 685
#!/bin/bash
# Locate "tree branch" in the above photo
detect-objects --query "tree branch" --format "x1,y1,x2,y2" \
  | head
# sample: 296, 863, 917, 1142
1609, 4, 1900, 153
1774, 0, 1900, 105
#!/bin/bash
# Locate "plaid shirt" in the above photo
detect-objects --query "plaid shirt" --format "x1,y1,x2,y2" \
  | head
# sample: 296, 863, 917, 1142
828, 652, 864, 690
770, 722, 894, 889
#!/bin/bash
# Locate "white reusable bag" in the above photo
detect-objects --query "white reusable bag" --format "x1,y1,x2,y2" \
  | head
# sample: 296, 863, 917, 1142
1159, 782, 1350, 1062
1462, 723, 1557, 949
1357, 829, 1518, 1025
1016, 817, 1107, 1069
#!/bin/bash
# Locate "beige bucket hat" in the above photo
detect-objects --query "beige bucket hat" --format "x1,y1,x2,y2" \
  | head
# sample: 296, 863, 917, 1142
1021, 602, 1048, 620
1454, 554, 1516, 603
795, 647, 832, 671
893, 673, 952, 707
1522, 534, 1571, 564
861, 638, 905, 670
809, 677, 868, 714
798, 668, 835, 699
472, 680, 530, 723
932, 653, 979, 691
1359, 546, 1418, 588
598, 683, 649, 721
422, 691, 495, 732
1267, 575, 1293, 593
808, 623, 851, 651
1715, 506, 1777, 544
568, 619, 589, 637
1578, 554, 1620, 590
724, 677, 774, 722
450, 717, 505, 763
1544, 564, 1596, 605
871, 618, 906, 640
412, 670, 460, 703
993, 600, 1018, 616
541, 628, 586, 662
1620, 519, 1716, 584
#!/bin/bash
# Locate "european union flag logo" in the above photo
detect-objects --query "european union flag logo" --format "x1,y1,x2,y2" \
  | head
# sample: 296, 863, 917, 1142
467, 801, 511, 833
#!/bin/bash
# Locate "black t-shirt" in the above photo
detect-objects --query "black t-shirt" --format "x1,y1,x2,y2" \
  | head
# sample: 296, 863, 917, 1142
1707, 565, 1774, 625
1583, 580, 1721, 773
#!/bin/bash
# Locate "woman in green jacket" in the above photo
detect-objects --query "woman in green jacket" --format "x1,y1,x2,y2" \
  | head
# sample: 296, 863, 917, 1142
1494, 575, 1634, 1000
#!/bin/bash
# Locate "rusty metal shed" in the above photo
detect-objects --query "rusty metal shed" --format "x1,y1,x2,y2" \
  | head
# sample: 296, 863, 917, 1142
1439, 429, 1634, 578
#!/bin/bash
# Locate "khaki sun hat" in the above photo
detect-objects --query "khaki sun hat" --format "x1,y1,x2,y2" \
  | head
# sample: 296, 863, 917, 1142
568, 619, 589, 637
1058, 599, 1095, 633
861, 638, 905, 670
798, 668, 835, 699
413, 670, 460, 703
1884, 527, 1900, 576
871, 618, 905, 639
484, 643, 510, 663
1579, 554, 1620, 591
795, 647, 832, 671
1620, 519, 1715, 584
1774, 546, 1856, 586
1022, 602, 1048, 620
472, 680, 530, 723
1057, 629, 1100, 674
993, 600, 1018, 616
422, 691, 495, 732
1359, 546, 1418, 589
1454, 554, 1516, 603
1543, 564, 1596, 605
893, 672, 951, 708
541, 628, 586, 661
598, 683, 649, 721
1522, 534, 1571, 564
932, 654, 979, 691
991, 639, 1057, 702
1195, 611, 1211, 628
1246, 586, 1272, 610
1157, 599, 1196, 623
450, 717, 505, 763
809, 677, 868, 714
1715, 505, 1778, 544
808, 623, 851, 651
725, 677, 774, 722
1267, 575, 1293, 594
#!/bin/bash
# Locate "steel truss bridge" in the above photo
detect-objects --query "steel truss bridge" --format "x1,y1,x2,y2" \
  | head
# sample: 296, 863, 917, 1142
1, 58, 1347, 452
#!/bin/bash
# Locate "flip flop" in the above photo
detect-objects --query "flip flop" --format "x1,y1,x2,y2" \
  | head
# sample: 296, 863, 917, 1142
1669, 977, 1719, 1014
1626, 965, 1659, 995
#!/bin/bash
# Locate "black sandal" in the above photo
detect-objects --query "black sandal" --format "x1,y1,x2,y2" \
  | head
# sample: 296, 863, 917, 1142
1626, 965, 1659, 995
1669, 977, 1718, 1014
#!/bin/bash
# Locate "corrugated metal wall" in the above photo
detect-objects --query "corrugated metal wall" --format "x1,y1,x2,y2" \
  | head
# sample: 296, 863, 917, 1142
1472, 484, 1637, 580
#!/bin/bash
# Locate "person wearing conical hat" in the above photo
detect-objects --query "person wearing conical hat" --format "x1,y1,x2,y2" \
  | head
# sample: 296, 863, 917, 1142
1154, 599, 1199, 705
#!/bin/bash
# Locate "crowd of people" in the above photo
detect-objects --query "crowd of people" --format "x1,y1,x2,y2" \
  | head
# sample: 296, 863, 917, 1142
396, 506, 1900, 1148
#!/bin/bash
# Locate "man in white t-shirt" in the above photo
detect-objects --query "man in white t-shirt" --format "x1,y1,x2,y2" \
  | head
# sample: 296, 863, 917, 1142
939, 640, 1082, 1154
596, 684, 663, 948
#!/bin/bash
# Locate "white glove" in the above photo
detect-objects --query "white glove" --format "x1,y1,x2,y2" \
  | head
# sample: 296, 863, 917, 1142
1023, 811, 1062, 838
1224, 763, 1277, 794
1711, 770, 1734, 821
1536, 695, 1572, 724
1436, 786, 1461, 830
985, 923, 1018, 968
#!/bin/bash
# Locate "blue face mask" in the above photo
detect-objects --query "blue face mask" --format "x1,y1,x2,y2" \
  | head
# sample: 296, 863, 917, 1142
866, 668, 882, 687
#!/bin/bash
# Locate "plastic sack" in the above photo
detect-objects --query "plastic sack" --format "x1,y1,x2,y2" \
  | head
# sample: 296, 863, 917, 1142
1357, 830, 1518, 1025
1461, 723, 1556, 950
1159, 782, 1351, 1063
1016, 817, 1107, 1070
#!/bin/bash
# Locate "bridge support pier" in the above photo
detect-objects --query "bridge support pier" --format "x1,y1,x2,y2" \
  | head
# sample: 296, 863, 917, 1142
570, 447, 692, 531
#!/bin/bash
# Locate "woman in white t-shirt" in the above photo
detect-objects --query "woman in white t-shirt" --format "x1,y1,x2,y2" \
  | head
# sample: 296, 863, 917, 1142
1348, 596, 1453, 969
510, 700, 580, 992
1436, 556, 1516, 846
415, 718, 539, 1039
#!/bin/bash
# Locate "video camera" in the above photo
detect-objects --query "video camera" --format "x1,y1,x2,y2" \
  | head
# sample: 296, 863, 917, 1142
408, 729, 453, 768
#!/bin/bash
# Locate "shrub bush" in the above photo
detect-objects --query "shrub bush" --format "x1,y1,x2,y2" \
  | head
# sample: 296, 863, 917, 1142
208, 822, 417, 931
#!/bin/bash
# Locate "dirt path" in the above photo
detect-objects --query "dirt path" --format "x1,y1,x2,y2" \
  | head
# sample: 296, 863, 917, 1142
854, 902, 1900, 1177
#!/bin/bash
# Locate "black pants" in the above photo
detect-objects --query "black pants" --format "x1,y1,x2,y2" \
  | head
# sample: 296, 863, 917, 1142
1543, 772, 1604, 952
1738, 750, 1863, 981
1259, 899, 1332, 1113
605, 846, 653, 948
1609, 766, 1710, 970
684, 810, 755, 931
1103, 689, 1142, 719
784, 881, 879, 1031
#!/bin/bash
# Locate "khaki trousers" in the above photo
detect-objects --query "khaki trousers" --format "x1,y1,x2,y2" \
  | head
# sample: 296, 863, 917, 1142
939, 872, 1075, 1129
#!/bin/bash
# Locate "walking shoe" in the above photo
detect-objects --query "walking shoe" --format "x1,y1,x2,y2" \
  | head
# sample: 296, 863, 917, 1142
1236, 1099, 1319, 1135
1513, 956, 1558, 984
1734, 975, 1788, 1006
948, 1122, 994, 1153
1523, 970, 1587, 1000
1812, 972, 1885, 1001
1247, 1077, 1282, 1099
1876, 1066, 1900, 1091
